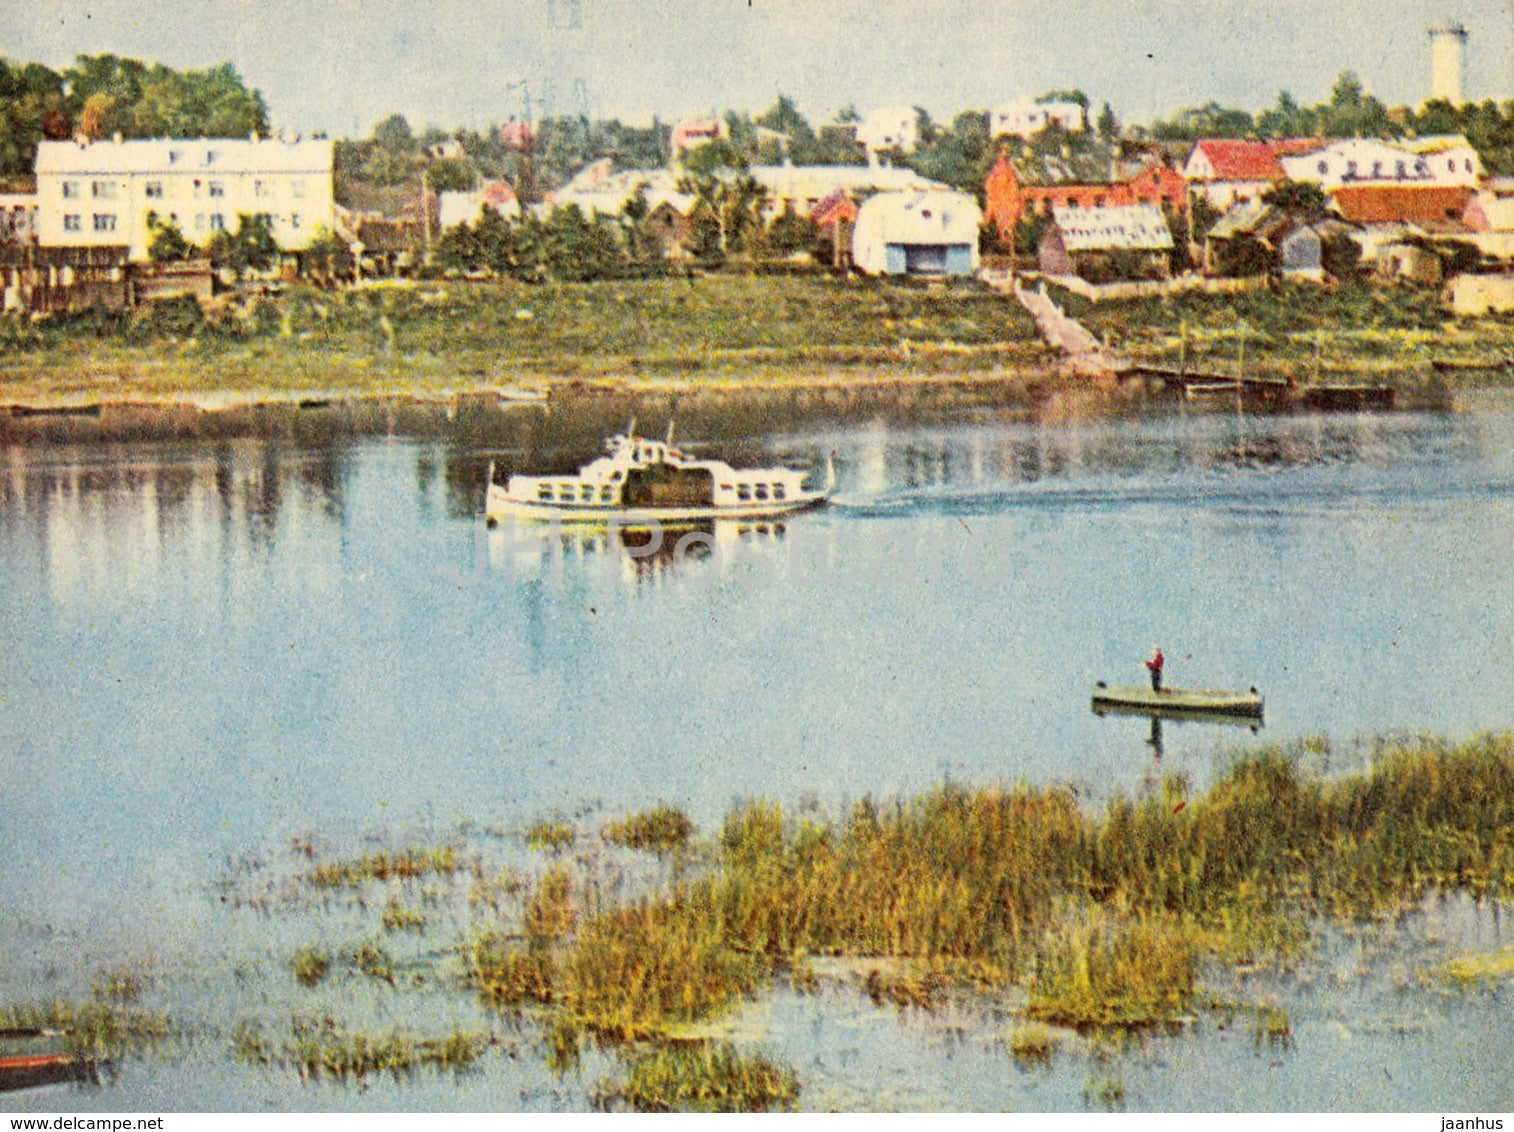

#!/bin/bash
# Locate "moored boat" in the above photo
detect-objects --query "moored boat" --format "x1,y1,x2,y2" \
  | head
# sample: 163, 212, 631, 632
0, 1030, 92, 1093
1091, 681, 1264, 719
485, 424, 832, 525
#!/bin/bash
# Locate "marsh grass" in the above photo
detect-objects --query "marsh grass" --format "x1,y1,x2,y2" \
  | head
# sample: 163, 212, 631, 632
307, 846, 461, 888
592, 1041, 799, 1112
603, 805, 695, 853
1439, 942, 1514, 986
467, 732, 1514, 1058
1006, 1021, 1063, 1065
526, 820, 576, 852
290, 947, 331, 988
233, 1016, 487, 1080
381, 898, 427, 933
0, 999, 174, 1058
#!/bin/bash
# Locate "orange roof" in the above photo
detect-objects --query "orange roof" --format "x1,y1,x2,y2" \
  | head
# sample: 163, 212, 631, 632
1333, 185, 1473, 225
1192, 138, 1322, 182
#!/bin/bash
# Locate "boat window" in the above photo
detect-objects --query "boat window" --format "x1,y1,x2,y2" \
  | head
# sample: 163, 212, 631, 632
737, 485, 752, 501
538, 485, 553, 500
773, 484, 786, 500
599, 487, 613, 502
560, 484, 576, 499
580, 485, 594, 501
754, 484, 769, 501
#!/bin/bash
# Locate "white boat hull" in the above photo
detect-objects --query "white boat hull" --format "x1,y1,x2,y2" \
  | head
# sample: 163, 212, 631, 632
485, 484, 828, 525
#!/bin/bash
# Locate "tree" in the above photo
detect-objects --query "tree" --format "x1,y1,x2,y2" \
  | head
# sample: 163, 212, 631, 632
1097, 102, 1120, 141
373, 113, 418, 155
1256, 90, 1312, 138
1262, 181, 1328, 218
677, 138, 768, 258
146, 212, 195, 262
1150, 102, 1255, 141
906, 110, 991, 192
208, 213, 280, 278
303, 227, 355, 282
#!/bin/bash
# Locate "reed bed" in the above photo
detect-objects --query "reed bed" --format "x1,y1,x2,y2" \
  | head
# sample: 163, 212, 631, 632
602, 805, 696, 853
468, 732, 1514, 1050
592, 1041, 800, 1112
232, 1016, 487, 1081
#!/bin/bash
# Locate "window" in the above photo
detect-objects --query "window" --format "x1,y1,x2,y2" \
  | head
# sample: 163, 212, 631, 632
599, 487, 613, 502
1395, 161, 1406, 180
1317, 160, 1328, 176
193, 179, 204, 198
737, 485, 752, 502
1372, 161, 1382, 178
168, 149, 181, 165
61, 181, 80, 199
208, 181, 225, 198
194, 213, 206, 232
537, 485, 553, 501
204, 149, 218, 165
92, 213, 116, 232
209, 214, 226, 231
63, 214, 81, 232
91, 181, 116, 200
1448, 158, 1456, 173
291, 178, 306, 199
580, 485, 594, 501
754, 485, 769, 501
773, 485, 786, 501
145, 181, 164, 199
1465, 159, 1473, 173
290, 213, 301, 230
253, 180, 268, 198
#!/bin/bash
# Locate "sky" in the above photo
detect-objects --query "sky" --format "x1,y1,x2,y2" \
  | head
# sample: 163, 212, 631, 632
4, 0, 1512, 138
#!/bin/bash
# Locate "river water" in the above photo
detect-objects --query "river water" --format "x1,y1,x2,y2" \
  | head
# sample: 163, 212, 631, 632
2, 393, 1512, 1110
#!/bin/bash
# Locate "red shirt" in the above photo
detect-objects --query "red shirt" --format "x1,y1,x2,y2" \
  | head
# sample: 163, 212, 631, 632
1145, 650, 1164, 672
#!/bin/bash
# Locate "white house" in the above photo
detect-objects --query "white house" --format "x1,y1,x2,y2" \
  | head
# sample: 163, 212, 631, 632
34, 134, 335, 261
991, 98, 1086, 138
852, 190, 981, 276
856, 106, 920, 155
439, 180, 521, 230
751, 164, 948, 219
1278, 138, 1480, 193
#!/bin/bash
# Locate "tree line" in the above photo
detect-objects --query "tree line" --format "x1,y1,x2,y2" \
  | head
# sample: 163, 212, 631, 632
1150, 71, 1514, 174
0, 54, 269, 185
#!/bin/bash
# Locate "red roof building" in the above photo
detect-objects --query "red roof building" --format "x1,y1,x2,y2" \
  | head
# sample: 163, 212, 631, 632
984, 150, 1184, 245
1332, 185, 1473, 226
1184, 138, 1324, 211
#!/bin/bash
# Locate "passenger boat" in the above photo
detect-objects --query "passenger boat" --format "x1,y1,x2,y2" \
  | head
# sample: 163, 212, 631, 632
484, 424, 833, 525
1091, 682, 1264, 719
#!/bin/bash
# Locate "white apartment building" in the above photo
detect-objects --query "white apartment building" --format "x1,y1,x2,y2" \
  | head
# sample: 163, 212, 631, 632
1278, 137, 1482, 193
992, 98, 1086, 139
34, 134, 335, 261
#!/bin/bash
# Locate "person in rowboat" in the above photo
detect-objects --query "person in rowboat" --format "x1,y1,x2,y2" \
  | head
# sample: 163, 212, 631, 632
1145, 646, 1164, 693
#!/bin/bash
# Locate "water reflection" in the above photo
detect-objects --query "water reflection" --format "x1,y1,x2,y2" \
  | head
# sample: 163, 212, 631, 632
485, 517, 789, 587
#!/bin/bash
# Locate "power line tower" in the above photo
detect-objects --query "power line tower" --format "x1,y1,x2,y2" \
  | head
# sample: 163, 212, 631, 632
542, 0, 590, 122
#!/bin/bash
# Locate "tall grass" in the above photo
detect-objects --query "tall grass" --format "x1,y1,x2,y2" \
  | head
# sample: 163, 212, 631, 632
472, 733, 1514, 1042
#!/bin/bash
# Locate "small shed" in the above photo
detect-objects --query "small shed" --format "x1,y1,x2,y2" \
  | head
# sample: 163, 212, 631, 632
1038, 203, 1173, 281
852, 191, 981, 277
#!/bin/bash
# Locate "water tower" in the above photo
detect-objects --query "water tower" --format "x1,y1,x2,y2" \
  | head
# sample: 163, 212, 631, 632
1428, 23, 1468, 105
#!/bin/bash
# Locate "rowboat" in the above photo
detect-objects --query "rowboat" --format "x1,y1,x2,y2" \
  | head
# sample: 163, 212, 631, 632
485, 423, 833, 525
0, 1030, 92, 1093
1091, 682, 1264, 720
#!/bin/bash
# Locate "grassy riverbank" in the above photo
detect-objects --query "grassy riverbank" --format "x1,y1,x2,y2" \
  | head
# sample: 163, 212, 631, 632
1054, 279, 1514, 388
0, 274, 1048, 406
